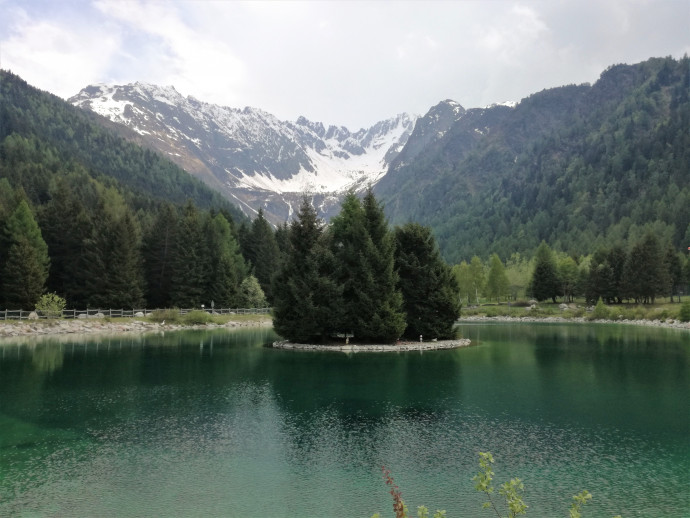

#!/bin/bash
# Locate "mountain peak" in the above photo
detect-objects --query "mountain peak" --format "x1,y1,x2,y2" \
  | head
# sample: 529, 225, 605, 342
70, 81, 419, 223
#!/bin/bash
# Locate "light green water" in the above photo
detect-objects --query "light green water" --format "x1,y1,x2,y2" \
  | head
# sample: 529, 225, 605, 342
0, 323, 688, 517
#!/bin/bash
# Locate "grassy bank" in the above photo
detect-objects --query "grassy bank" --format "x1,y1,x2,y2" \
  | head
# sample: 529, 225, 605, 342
461, 300, 688, 322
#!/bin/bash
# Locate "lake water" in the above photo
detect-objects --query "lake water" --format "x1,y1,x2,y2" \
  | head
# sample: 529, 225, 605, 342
0, 323, 688, 517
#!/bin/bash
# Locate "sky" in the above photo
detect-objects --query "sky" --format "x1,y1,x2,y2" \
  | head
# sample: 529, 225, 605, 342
1, 0, 689, 130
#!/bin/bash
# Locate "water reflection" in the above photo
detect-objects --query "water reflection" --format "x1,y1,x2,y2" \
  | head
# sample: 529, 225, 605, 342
1, 324, 689, 517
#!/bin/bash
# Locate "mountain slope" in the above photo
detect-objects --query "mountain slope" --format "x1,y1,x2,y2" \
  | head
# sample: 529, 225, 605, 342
70, 83, 418, 222
375, 56, 690, 262
0, 70, 245, 221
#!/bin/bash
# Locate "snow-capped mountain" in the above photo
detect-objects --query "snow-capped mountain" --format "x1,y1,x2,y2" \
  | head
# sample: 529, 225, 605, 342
69, 83, 418, 222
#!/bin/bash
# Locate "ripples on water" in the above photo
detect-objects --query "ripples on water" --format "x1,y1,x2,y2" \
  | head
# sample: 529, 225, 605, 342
1, 324, 688, 517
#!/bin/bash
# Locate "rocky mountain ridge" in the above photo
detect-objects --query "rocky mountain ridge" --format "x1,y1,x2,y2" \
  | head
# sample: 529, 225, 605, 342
70, 83, 419, 222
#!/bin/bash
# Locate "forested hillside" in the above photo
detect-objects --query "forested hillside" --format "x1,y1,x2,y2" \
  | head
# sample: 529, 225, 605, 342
0, 70, 266, 310
376, 56, 690, 263
0, 70, 245, 218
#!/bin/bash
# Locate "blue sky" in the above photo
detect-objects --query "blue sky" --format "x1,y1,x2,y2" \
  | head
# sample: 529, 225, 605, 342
1, 0, 689, 129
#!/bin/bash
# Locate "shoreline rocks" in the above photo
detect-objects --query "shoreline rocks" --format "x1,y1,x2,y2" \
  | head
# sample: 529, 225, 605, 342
272, 338, 472, 352
458, 315, 690, 330
0, 318, 273, 341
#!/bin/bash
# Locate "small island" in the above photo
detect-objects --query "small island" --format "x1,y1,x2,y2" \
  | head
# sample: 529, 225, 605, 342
271, 193, 464, 350
272, 338, 471, 352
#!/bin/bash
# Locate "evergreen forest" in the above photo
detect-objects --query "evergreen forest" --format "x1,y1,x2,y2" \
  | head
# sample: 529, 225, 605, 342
2, 59, 690, 332
0, 70, 268, 310
377, 56, 690, 263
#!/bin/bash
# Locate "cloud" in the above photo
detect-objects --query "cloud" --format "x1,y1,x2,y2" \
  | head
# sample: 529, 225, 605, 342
1, 4, 121, 98
1, 0, 688, 129
93, 0, 247, 106
476, 4, 550, 64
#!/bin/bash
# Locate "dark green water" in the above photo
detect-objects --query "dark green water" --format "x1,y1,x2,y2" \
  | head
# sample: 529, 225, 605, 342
0, 323, 688, 517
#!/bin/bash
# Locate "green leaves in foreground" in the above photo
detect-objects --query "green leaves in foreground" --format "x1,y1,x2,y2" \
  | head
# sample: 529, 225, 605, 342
373, 452, 621, 517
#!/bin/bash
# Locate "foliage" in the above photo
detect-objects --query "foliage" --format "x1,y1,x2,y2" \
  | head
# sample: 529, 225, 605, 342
241, 208, 280, 302
273, 197, 342, 343
330, 191, 406, 343
148, 308, 181, 323
205, 212, 246, 307
569, 491, 593, 518
373, 452, 616, 518
377, 57, 690, 264
453, 256, 485, 305
1, 201, 50, 309
394, 223, 460, 339
679, 300, 690, 322
181, 310, 212, 325
622, 232, 670, 304
238, 275, 268, 309
485, 253, 510, 301
529, 242, 560, 303
588, 298, 611, 320
0, 70, 243, 218
168, 201, 208, 307
472, 451, 528, 518
35, 292, 66, 318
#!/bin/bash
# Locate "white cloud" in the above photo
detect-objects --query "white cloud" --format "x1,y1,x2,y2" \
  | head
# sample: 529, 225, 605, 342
1, 4, 121, 98
93, 0, 247, 106
1, 0, 688, 128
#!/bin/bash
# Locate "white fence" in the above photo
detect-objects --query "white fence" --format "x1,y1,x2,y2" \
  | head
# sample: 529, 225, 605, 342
1, 307, 272, 321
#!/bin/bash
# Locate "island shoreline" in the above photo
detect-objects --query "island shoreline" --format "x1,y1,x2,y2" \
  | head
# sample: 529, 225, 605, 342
271, 338, 472, 352
2, 313, 689, 344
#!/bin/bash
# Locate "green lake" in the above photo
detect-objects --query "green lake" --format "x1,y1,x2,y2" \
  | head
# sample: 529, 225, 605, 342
1, 323, 688, 517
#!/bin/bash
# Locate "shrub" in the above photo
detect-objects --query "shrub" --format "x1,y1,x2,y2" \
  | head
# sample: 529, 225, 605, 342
679, 300, 690, 322
588, 298, 610, 320
181, 310, 212, 325
35, 292, 66, 318
148, 308, 180, 323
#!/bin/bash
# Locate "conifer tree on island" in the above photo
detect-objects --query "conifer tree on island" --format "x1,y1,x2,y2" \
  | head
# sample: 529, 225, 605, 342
273, 193, 459, 345
272, 197, 342, 343
394, 223, 460, 339
331, 191, 406, 343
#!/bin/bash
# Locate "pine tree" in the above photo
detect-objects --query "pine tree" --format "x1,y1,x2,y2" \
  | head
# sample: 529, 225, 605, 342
39, 177, 92, 303
361, 190, 406, 342
168, 201, 208, 307
273, 197, 342, 343
394, 223, 460, 339
331, 191, 405, 343
529, 241, 560, 302
204, 212, 247, 307
2, 237, 47, 309
142, 203, 178, 308
244, 208, 280, 302
104, 212, 145, 308
1, 200, 50, 308
664, 245, 683, 302
622, 232, 669, 304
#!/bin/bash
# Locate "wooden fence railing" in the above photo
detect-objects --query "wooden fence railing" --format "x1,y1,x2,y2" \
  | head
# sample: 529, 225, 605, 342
0, 307, 272, 321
